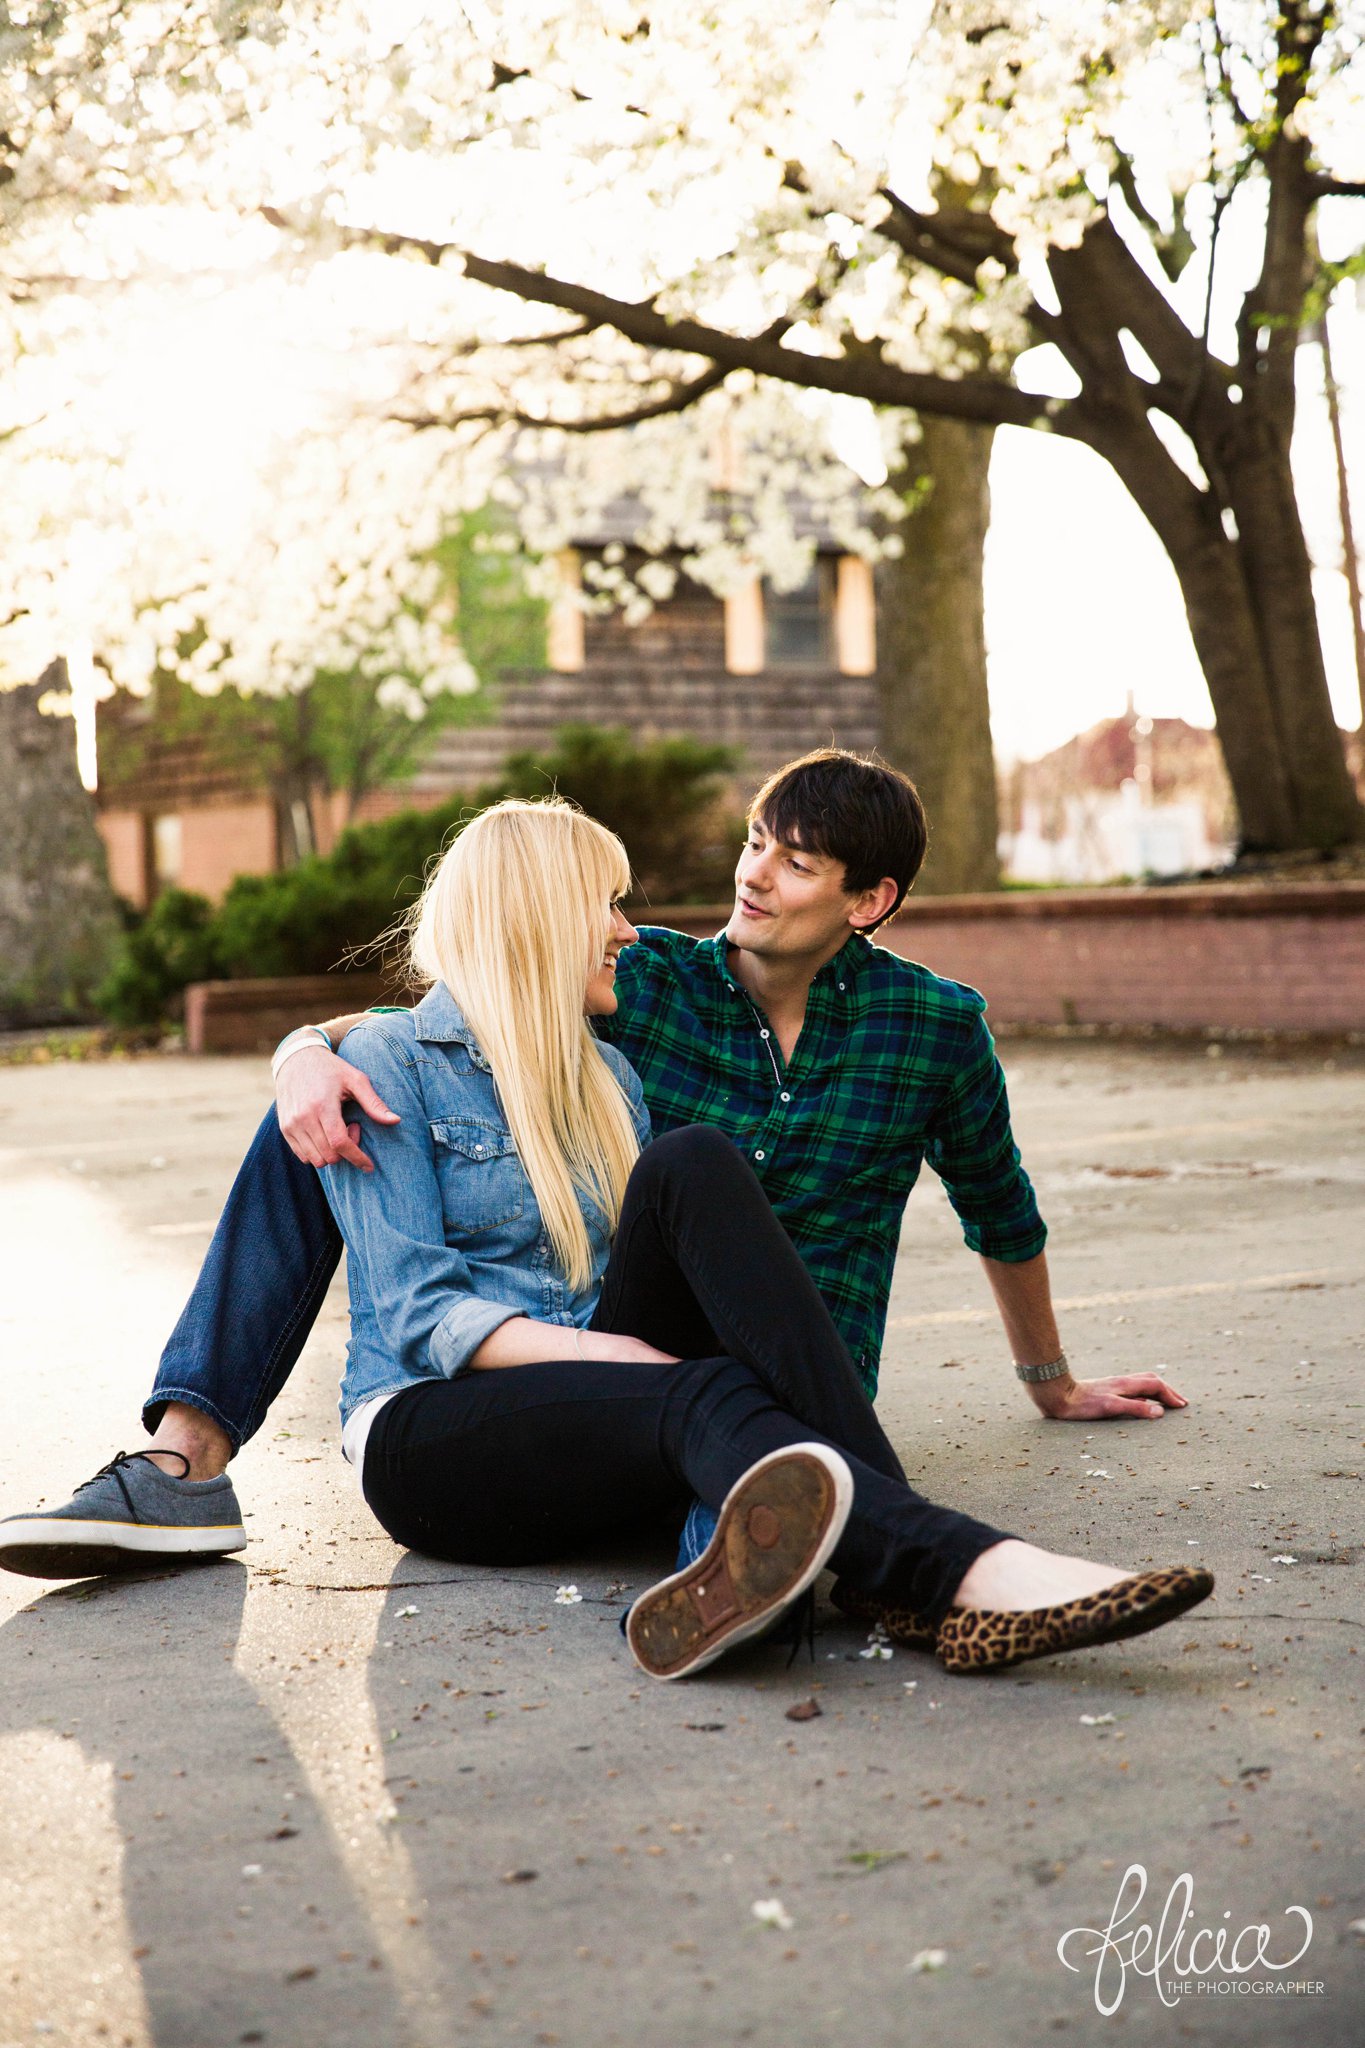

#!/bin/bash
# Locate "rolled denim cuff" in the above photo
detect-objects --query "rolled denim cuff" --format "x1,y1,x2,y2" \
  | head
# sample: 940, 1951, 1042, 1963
429, 1296, 522, 1378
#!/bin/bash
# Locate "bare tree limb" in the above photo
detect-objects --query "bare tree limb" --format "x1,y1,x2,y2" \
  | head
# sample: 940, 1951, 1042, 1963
392, 357, 734, 434
416, 320, 594, 361
1207, 3, 1258, 135
876, 188, 1015, 287
1051, 214, 1234, 427
310, 221, 1051, 429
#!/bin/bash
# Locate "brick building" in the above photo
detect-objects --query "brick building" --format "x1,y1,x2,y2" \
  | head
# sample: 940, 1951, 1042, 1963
998, 702, 1240, 883
96, 530, 880, 909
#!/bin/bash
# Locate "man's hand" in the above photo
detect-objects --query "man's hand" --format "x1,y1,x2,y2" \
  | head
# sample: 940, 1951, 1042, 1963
276, 1045, 400, 1171
1028, 1372, 1188, 1422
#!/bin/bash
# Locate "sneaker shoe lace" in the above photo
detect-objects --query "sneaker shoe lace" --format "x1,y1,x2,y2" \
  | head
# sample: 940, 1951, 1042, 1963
73, 1449, 189, 1520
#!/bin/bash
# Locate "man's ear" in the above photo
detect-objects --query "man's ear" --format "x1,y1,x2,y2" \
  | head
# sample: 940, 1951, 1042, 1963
847, 876, 899, 931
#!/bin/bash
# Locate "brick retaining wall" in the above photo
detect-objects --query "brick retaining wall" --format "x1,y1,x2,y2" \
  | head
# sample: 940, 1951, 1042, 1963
183, 883, 1365, 1052
886, 883, 1365, 1034
644, 887, 1365, 1033
184, 974, 399, 1056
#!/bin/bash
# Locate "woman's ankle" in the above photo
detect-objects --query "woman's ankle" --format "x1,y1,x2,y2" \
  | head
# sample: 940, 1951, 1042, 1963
951, 1539, 1129, 1612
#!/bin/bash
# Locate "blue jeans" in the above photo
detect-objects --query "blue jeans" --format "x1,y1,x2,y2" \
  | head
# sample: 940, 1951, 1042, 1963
145, 1108, 344, 1451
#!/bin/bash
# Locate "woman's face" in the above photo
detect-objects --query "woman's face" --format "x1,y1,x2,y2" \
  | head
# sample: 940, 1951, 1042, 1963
584, 903, 638, 1016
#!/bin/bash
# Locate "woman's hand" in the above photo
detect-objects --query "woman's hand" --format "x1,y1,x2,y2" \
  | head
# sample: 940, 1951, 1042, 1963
583, 1331, 682, 1366
468, 1319, 681, 1369
1029, 1371, 1188, 1421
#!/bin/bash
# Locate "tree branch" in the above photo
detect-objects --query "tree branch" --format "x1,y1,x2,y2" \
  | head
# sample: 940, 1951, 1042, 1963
318, 223, 1050, 430
876, 188, 1015, 288
392, 357, 734, 434
1305, 177, 1365, 200
418, 319, 593, 361
1054, 213, 1234, 428
1236, 8, 1319, 429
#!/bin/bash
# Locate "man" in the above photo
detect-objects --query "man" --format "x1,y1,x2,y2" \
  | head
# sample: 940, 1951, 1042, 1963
0, 749, 1185, 1580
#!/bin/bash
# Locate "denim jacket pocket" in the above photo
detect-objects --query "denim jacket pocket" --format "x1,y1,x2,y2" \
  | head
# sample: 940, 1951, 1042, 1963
430, 1118, 526, 1231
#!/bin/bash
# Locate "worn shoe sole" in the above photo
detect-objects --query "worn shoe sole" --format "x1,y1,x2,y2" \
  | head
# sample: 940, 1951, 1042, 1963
0, 1518, 247, 1580
627, 1444, 853, 1680
936, 1566, 1215, 1674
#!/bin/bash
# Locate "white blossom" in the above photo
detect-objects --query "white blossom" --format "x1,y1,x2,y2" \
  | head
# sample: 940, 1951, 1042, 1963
3, 0, 1361, 704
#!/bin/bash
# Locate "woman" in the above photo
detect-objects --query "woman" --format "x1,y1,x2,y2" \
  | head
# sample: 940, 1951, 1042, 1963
322, 798, 1211, 1680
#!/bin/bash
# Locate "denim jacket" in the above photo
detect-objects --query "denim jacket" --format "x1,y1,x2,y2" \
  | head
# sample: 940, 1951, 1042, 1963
320, 982, 651, 1426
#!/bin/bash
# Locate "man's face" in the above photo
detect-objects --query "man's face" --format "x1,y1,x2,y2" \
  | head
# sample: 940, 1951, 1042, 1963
726, 814, 866, 963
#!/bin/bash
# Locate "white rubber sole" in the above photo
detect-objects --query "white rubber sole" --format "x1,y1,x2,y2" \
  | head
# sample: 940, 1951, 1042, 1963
0, 1518, 247, 1580
628, 1442, 854, 1679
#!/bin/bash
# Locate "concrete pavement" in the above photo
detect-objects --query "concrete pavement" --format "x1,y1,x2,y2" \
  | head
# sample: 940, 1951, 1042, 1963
0, 1038, 1362, 2048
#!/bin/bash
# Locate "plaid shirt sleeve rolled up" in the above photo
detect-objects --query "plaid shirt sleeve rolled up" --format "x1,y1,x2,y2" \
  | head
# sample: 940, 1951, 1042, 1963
597, 926, 1046, 1397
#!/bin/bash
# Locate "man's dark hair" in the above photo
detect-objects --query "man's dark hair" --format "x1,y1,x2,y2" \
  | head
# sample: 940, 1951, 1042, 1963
748, 748, 928, 926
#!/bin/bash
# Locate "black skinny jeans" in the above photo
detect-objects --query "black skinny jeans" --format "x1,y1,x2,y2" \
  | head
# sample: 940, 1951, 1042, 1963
363, 1125, 1014, 1625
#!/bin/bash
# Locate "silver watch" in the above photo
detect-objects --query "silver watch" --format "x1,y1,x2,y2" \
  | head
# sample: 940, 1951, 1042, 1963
1014, 1352, 1071, 1385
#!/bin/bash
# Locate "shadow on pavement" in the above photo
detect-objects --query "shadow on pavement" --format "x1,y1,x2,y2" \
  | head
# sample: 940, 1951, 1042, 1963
0, 1561, 412, 2048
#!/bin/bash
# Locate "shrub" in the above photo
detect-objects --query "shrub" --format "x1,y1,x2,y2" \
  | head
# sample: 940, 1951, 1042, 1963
480, 725, 737, 904
94, 726, 742, 1024
95, 889, 225, 1029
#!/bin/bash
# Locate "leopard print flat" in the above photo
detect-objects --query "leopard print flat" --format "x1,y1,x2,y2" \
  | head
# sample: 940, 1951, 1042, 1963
936, 1565, 1214, 1675
829, 1579, 939, 1652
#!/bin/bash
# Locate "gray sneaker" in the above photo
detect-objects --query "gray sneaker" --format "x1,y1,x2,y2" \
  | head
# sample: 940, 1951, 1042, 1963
0, 1450, 246, 1579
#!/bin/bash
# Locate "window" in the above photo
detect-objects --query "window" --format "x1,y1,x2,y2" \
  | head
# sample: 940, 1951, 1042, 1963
763, 559, 835, 668
834, 555, 877, 675
149, 813, 182, 893
723, 578, 764, 675
547, 548, 585, 672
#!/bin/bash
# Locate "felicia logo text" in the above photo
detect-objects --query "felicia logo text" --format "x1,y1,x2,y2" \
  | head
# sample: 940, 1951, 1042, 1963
1057, 1863, 1314, 2015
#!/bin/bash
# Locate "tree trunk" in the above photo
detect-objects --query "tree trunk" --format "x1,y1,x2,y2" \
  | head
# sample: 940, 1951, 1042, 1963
0, 667, 122, 1026
1224, 430, 1363, 846
1041, 159, 1365, 856
1065, 387, 1363, 852
273, 769, 319, 867
877, 419, 1000, 894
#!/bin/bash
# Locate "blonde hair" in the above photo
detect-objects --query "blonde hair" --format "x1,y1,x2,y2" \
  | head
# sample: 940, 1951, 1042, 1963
408, 798, 640, 1292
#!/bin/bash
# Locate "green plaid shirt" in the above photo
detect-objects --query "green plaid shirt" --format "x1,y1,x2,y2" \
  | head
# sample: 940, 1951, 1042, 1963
596, 926, 1046, 1396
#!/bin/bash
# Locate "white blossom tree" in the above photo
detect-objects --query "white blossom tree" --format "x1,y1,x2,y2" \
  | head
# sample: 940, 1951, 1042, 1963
0, 1, 1010, 895
266, 0, 1360, 854
6, 0, 1365, 861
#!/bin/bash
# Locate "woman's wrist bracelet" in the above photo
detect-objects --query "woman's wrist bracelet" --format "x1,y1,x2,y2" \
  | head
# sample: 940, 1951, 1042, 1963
271, 1025, 335, 1081
1014, 1351, 1071, 1385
